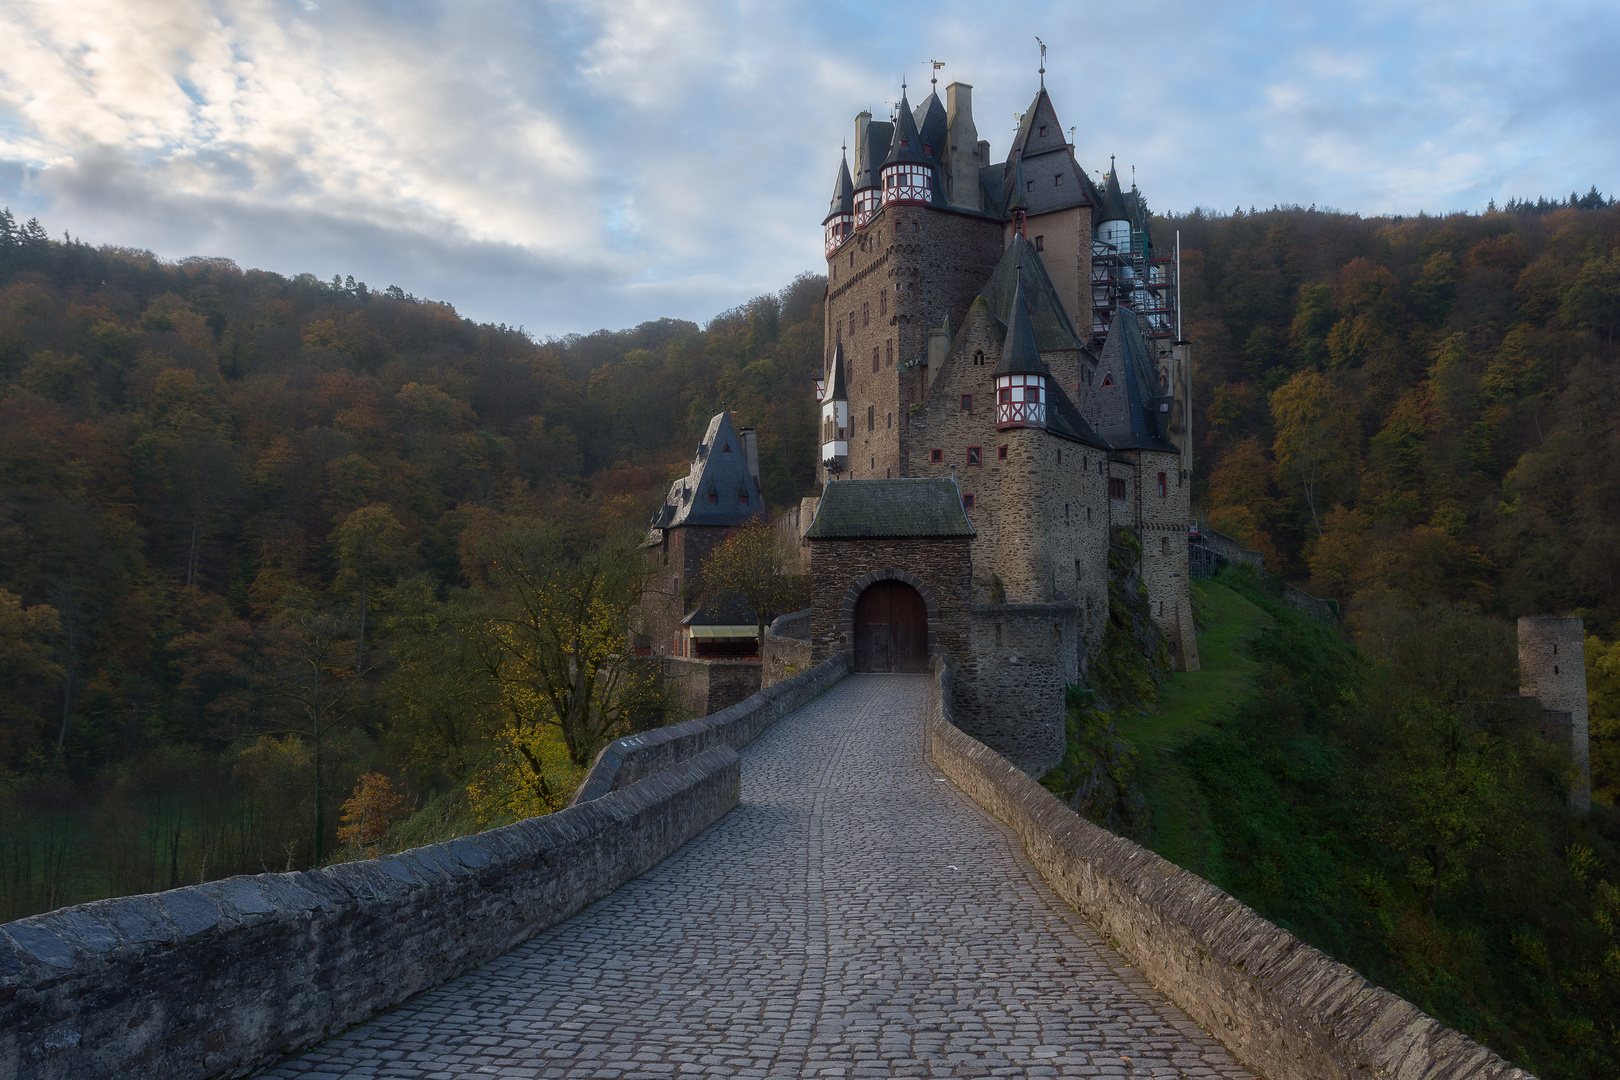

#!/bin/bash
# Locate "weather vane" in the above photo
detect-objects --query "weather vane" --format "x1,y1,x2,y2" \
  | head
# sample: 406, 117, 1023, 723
1035, 36, 1047, 87
930, 60, 945, 91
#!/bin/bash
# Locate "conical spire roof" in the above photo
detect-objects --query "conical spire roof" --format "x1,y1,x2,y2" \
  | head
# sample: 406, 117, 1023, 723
1097, 160, 1131, 224
826, 342, 848, 401
995, 275, 1047, 377
883, 89, 930, 167
825, 154, 854, 222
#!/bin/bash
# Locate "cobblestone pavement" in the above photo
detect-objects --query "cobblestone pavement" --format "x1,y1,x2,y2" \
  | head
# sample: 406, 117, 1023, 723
261, 674, 1254, 1079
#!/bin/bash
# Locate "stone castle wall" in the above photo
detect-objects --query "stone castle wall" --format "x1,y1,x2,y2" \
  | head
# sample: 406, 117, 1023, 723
662, 657, 762, 720
825, 202, 1002, 483
960, 603, 1077, 775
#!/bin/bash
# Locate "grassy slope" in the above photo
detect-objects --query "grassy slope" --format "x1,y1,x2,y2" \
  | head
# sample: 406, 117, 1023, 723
1116, 581, 1274, 881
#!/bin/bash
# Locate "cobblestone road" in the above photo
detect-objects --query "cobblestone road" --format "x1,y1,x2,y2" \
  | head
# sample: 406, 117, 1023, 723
261, 675, 1254, 1079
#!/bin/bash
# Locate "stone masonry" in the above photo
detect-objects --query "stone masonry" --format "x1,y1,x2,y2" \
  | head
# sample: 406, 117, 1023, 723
808, 535, 972, 669
1519, 615, 1591, 812
259, 675, 1256, 1080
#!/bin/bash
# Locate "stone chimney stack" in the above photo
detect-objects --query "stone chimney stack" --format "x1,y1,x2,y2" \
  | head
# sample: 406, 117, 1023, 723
1519, 616, 1591, 812
944, 82, 982, 211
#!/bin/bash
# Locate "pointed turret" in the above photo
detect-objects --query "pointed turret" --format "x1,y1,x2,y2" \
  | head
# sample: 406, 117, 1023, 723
1005, 152, 1030, 225
881, 88, 934, 207
820, 343, 850, 474
994, 275, 1048, 430
824, 152, 855, 257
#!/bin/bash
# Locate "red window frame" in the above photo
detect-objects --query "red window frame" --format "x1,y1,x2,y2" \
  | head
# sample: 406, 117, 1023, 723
997, 445, 1008, 460
930, 448, 943, 463
967, 446, 982, 466
1109, 477, 1127, 499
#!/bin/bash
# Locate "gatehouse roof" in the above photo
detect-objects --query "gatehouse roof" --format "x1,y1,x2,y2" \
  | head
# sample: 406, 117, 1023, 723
805, 478, 975, 539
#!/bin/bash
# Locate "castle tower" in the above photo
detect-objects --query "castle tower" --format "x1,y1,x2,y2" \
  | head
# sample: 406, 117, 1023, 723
1519, 616, 1592, 812
823, 152, 854, 257
820, 342, 850, 477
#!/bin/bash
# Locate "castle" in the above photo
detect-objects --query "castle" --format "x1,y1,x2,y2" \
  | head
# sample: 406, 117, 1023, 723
644, 66, 1199, 773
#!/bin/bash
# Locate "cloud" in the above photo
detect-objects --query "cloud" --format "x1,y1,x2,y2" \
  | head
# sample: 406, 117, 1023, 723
2, 0, 1617, 335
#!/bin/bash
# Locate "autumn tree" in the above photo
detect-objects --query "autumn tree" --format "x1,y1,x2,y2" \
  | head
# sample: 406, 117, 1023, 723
258, 594, 374, 865
1269, 370, 1361, 538
336, 773, 409, 853
473, 525, 661, 793
332, 504, 407, 671
698, 524, 811, 657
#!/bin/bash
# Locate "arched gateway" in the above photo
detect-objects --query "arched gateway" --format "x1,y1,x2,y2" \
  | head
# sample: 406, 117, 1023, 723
853, 579, 929, 672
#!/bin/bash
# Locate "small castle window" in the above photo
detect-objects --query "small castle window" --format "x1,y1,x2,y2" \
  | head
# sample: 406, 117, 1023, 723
895, 220, 902, 234
868, 404, 875, 431
1161, 536, 1170, 556
1035, 235, 1044, 251
739, 489, 749, 505
721, 442, 731, 453
1109, 477, 1127, 499
887, 412, 892, 429
963, 494, 975, 510
1087, 506, 1091, 521
880, 291, 887, 317
967, 446, 982, 466
1158, 472, 1167, 497
924, 145, 932, 157
973, 350, 984, 366
1065, 503, 1070, 522
1075, 559, 1083, 581
1057, 448, 1061, 463
997, 445, 1008, 460
1054, 173, 1061, 186
931, 448, 942, 462
862, 301, 870, 327
886, 339, 894, 365
1026, 180, 1034, 192
872, 347, 879, 373
1039, 125, 1047, 137
912, 222, 919, 233
961, 394, 973, 411
707, 487, 718, 504
849, 311, 856, 335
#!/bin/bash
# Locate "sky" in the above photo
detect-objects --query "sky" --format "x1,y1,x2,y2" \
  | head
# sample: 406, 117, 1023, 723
2, 0, 1617, 338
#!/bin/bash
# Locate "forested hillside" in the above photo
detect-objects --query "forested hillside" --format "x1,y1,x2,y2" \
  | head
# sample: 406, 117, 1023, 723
1177, 193, 1620, 625
0, 210, 824, 915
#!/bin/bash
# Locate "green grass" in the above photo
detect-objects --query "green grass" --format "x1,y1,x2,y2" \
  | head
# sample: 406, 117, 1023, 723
1115, 580, 1275, 879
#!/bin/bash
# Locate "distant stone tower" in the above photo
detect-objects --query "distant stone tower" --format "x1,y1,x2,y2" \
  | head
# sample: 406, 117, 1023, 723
1519, 616, 1591, 812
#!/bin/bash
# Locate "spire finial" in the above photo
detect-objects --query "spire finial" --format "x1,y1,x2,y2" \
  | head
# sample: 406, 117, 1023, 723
1036, 36, 1046, 87
930, 60, 944, 91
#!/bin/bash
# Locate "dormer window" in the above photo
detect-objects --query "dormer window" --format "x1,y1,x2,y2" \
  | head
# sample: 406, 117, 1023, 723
707, 487, 718, 505
1039, 125, 1047, 137
924, 145, 932, 157
739, 488, 749, 505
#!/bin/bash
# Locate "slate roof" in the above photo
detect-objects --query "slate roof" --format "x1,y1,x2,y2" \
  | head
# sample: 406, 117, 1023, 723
914, 92, 947, 162
852, 117, 894, 193
826, 341, 847, 401
994, 277, 1044, 376
884, 90, 931, 168
977, 234, 1085, 353
1096, 166, 1132, 226
650, 412, 768, 530
1087, 308, 1177, 453
682, 592, 757, 627
805, 478, 974, 539
1002, 89, 1101, 217
825, 155, 854, 222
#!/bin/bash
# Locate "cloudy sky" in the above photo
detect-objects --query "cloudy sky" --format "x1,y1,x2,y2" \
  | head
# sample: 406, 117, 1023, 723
2, 0, 1616, 337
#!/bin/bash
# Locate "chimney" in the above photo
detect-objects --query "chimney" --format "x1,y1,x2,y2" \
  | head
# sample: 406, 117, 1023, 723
944, 83, 982, 211
739, 427, 762, 500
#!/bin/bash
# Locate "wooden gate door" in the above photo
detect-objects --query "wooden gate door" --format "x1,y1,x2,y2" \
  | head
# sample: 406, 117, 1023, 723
853, 581, 928, 673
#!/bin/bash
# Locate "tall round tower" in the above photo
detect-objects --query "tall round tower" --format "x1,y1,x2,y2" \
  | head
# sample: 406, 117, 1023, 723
1518, 616, 1591, 812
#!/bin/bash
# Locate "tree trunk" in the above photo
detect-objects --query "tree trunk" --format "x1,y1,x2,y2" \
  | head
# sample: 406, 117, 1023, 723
313, 729, 325, 866
357, 575, 368, 673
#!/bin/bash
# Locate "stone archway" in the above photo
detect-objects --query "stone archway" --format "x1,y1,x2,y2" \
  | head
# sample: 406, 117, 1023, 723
840, 569, 940, 673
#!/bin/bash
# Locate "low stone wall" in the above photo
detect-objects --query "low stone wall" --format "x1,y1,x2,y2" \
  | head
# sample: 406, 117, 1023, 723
925, 655, 1533, 1080
0, 748, 742, 1080
664, 656, 762, 718
573, 653, 848, 805
1283, 582, 1340, 623
762, 609, 813, 688
960, 603, 1077, 776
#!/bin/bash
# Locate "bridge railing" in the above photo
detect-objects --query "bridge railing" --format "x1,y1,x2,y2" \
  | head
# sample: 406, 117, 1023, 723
0, 655, 849, 1080
925, 653, 1533, 1080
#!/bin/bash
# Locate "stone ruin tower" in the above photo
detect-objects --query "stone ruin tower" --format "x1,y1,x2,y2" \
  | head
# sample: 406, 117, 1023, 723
1519, 616, 1591, 812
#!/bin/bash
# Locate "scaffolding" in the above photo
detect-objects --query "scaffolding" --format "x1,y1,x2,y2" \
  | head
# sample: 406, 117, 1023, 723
1090, 224, 1177, 343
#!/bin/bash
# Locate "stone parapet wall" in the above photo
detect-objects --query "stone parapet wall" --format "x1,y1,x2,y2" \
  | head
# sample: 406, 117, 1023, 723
663, 657, 762, 719
573, 654, 848, 805
763, 622, 813, 689
1, 748, 743, 1080
925, 654, 1534, 1080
